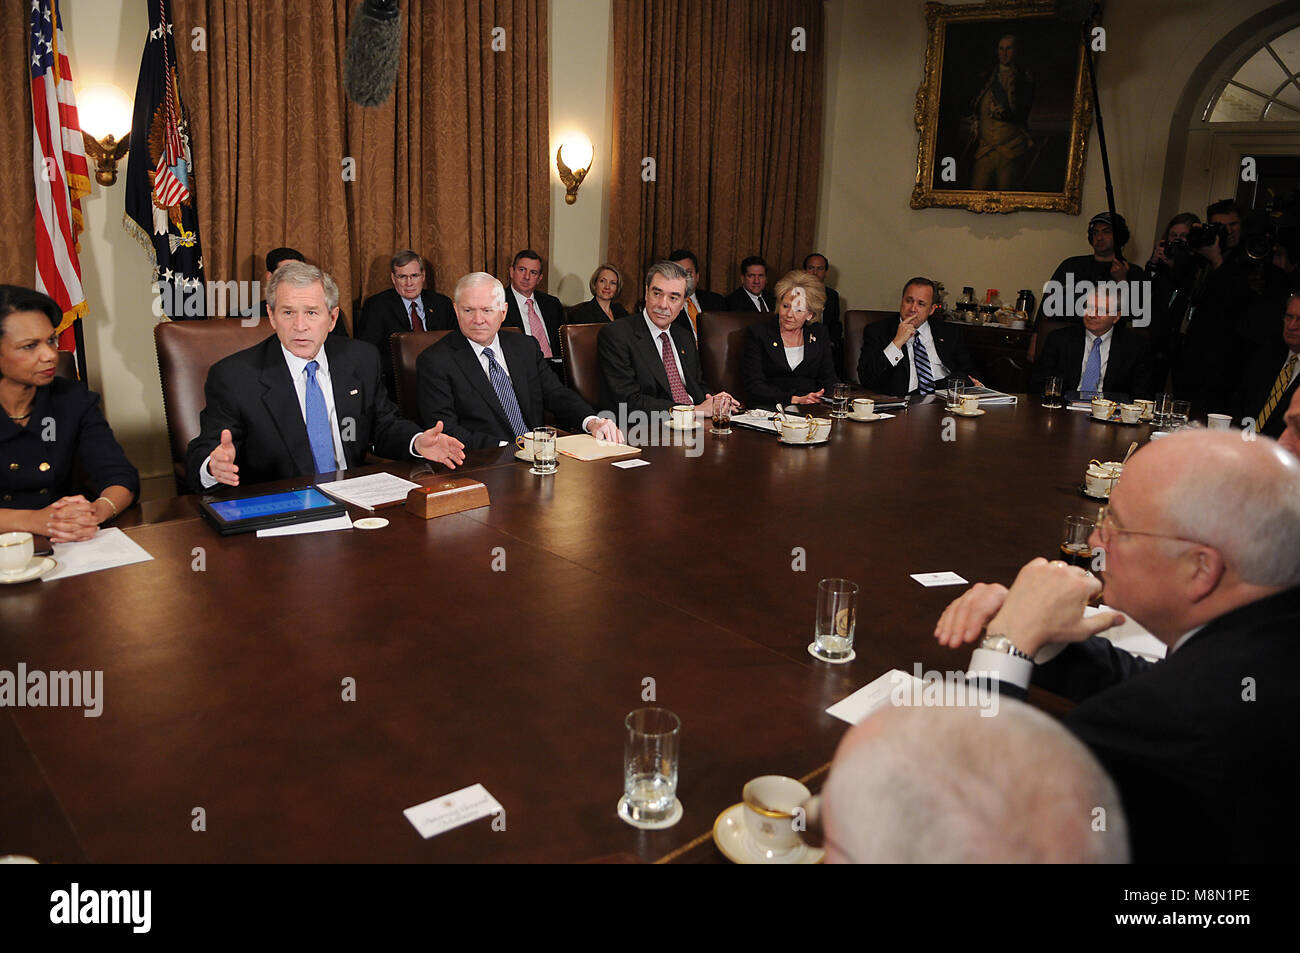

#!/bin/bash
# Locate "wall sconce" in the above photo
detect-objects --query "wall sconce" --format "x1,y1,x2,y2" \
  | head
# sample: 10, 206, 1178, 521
78, 84, 133, 186
556, 134, 593, 205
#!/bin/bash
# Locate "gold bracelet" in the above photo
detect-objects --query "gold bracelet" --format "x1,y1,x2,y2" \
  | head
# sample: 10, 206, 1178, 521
95, 496, 119, 517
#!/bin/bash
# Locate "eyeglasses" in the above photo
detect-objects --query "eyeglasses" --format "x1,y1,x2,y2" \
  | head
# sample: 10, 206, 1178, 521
1096, 505, 1202, 548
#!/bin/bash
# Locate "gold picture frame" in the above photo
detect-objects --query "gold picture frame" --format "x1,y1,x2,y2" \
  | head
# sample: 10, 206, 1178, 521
910, 0, 1096, 214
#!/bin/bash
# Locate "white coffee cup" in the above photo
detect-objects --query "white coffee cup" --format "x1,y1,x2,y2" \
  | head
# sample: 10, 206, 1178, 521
1085, 460, 1123, 497
1119, 403, 1142, 423
1207, 413, 1231, 431
1134, 399, 1155, 421
960, 394, 980, 414
0, 532, 35, 576
850, 398, 875, 418
1091, 397, 1117, 420
775, 417, 811, 443
741, 775, 810, 856
515, 431, 541, 457
670, 404, 695, 428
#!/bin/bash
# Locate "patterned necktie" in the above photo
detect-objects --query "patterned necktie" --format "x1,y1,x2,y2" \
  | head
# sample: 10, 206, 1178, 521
304, 361, 337, 473
685, 297, 699, 333
659, 332, 691, 405
483, 347, 528, 438
526, 298, 552, 358
1257, 354, 1298, 432
1080, 337, 1103, 395
757, 295, 768, 313
912, 332, 934, 395
409, 300, 423, 332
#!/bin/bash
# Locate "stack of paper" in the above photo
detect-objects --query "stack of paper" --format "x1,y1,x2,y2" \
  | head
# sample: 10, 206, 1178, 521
316, 472, 421, 510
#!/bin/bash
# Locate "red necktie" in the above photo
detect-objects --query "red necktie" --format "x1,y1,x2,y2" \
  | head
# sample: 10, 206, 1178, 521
659, 332, 691, 405
409, 300, 423, 332
526, 298, 552, 358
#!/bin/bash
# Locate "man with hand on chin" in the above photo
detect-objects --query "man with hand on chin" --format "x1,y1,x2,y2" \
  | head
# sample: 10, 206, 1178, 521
857, 277, 972, 396
598, 261, 739, 420
933, 430, 1300, 862
187, 261, 465, 491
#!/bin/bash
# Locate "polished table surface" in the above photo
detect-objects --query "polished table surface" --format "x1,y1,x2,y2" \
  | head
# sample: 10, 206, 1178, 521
1, 398, 1152, 863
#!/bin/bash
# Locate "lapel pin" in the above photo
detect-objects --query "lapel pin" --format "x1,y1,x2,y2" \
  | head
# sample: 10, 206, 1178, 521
350, 389, 359, 396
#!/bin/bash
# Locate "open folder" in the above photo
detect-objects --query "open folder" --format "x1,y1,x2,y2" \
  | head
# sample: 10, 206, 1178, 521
556, 434, 642, 462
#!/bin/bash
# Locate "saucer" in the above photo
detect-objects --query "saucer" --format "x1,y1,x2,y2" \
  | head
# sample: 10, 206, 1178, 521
848, 412, 883, 422
0, 556, 57, 585
951, 407, 985, 417
778, 433, 830, 445
514, 449, 534, 462
807, 642, 855, 664
664, 420, 701, 431
712, 803, 824, 864
617, 795, 683, 830
1078, 483, 1111, 501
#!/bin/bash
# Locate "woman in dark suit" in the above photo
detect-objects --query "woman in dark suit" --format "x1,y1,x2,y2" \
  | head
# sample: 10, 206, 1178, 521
742, 270, 838, 407
570, 263, 628, 324
0, 285, 138, 542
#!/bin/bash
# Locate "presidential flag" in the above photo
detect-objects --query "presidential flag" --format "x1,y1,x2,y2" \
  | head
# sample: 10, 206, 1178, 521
29, 0, 90, 343
123, 0, 206, 319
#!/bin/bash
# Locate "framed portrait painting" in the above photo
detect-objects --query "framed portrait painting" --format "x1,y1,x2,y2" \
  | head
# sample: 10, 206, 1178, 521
910, 0, 1097, 213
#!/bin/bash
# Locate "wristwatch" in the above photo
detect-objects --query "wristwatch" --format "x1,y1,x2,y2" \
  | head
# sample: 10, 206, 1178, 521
980, 633, 1035, 662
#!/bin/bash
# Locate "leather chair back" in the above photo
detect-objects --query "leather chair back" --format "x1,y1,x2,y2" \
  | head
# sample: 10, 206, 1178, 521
560, 323, 604, 410
1029, 319, 1070, 364
154, 319, 274, 489
697, 310, 766, 400
843, 310, 897, 385
390, 329, 453, 422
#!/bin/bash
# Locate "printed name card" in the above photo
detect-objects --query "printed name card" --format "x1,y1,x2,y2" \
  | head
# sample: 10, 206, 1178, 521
404, 783, 503, 839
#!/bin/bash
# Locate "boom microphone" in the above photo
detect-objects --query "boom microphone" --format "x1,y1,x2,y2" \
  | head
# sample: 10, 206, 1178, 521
344, 0, 402, 108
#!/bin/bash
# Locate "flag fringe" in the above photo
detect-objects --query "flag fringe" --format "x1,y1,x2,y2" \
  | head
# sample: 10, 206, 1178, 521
54, 298, 87, 336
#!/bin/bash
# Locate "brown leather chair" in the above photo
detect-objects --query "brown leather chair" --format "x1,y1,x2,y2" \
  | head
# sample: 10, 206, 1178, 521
155, 318, 274, 492
391, 327, 523, 423
1029, 319, 1070, 364
54, 352, 77, 381
559, 323, 604, 410
390, 329, 454, 422
843, 310, 897, 385
696, 311, 766, 401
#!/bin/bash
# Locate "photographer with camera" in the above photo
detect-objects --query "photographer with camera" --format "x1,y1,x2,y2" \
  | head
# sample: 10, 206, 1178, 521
1145, 212, 1205, 389
1035, 212, 1145, 325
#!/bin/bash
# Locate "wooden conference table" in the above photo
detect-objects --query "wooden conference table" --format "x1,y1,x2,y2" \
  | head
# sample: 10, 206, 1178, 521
1, 398, 1151, 863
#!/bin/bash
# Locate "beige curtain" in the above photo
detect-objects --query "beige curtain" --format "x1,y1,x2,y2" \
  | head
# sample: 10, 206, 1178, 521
173, 0, 551, 326
0, 0, 39, 287
609, 0, 823, 299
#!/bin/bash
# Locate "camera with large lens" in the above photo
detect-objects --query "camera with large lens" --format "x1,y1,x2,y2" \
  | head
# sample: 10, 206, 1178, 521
1186, 222, 1227, 249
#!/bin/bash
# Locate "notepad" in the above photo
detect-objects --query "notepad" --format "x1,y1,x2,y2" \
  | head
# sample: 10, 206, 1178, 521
556, 434, 642, 461
316, 472, 422, 510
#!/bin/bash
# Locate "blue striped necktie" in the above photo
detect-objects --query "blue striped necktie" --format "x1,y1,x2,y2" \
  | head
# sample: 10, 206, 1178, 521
1080, 338, 1102, 396
304, 361, 337, 473
912, 333, 934, 395
483, 347, 528, 438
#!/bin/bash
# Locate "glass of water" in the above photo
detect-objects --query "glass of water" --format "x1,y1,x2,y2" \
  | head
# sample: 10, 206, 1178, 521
530, 425, 558, 474
621, 707, 681, 824
812, 578, 859, 661
830, 382, 851, 418
947, 377, 967, 412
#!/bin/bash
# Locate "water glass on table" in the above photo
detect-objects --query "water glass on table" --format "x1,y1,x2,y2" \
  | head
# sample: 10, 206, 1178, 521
947, 377, 966, 412
829, 382, 851, 419
620, 707, 681, 826
811, 577, 859, 662
531, 426, 558, 474
1042, 375, 1064, 409
711, 397, 732, 434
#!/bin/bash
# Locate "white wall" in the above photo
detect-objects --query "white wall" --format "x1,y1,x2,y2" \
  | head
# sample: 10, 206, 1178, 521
816, 0, 1284, 313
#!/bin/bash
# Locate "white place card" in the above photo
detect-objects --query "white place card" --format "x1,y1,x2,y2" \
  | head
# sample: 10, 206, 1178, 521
910, 571, 968, 587
404, 783, 503, 839
826, 669, 924, 725
256, 514, 353, 538
612, 459, 651, 469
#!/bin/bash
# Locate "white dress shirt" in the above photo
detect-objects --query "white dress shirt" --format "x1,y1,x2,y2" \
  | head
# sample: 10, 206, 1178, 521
468, 333, 596, 445
784, 345, 805, 371
883, 320, 950, 393
200, 344, 419, 488
644, 310, 688, 394
744, 290, 769, 312
1078, 328, 1114, 390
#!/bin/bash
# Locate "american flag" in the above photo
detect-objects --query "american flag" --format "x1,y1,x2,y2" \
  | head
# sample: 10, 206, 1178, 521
29, 0, 90, 340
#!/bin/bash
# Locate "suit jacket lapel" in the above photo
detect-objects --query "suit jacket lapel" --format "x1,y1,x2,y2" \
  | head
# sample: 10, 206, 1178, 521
455, 333, 516, 434
636, 317, 673, 396
503, 334, 543, 425
327, 339, 365, 467
259, 340, 315, 476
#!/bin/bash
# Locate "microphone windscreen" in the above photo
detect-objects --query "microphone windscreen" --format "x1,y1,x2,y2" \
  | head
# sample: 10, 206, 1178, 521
344, 2, 402, 108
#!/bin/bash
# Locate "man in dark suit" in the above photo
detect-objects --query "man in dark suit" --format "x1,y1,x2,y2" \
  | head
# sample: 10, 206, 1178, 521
417, 272, 624, 449
1030, 289, 1154, 400
356, 250, 456, 401
858, 277, 972, 396
502, 249, 564, 362
803, 253, 844, 375
186, 262, 464, 491
934, 431, 1300, 862
669, 248, 726, 340
1233, 293, 1300, 435
723, 256, 775, 312
598, 261, 739, 418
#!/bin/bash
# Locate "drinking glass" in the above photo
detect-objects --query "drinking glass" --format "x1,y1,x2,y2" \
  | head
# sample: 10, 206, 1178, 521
622, 707, 680, 824
947, 378, 966, 412
1042, 375, 1064, 409
530, 426, 558, 474
829, 382, 850, 419
1171, 400, 1191, 429
812, 578, 859, 661
1154, 392, 1175, 427
1060, 515, 1098, 569
711, 398, 732, 434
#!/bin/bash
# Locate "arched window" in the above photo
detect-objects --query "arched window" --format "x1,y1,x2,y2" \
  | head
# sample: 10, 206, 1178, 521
1205, 25, 1300, 122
